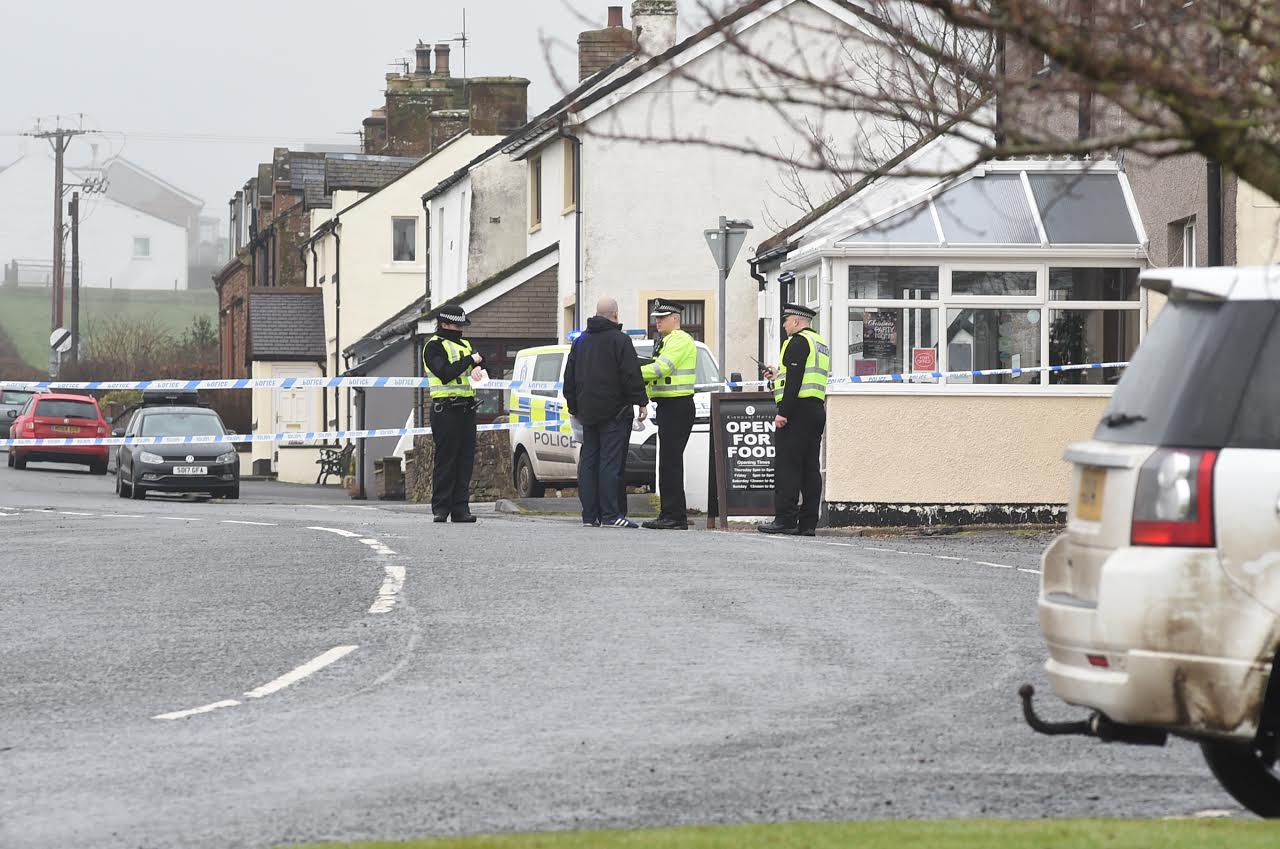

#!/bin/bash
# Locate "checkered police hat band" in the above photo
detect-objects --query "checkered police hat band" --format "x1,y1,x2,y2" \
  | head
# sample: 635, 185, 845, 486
437, 312, 466, 323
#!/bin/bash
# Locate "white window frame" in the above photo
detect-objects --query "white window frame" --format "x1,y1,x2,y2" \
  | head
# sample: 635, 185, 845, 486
133, 236, 152, 259
1183, 220, 1197, 267
828, 258, 1144, 395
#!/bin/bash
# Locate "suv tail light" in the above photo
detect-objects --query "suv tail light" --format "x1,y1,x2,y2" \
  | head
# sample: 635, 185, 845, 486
1131, 448, 1217, 547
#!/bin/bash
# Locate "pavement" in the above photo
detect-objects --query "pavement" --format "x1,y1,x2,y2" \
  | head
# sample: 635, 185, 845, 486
0, 456, 1245, 849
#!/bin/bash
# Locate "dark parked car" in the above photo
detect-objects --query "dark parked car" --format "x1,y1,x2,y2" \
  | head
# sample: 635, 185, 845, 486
115, 398, 240, 500
1, 388, 47, 440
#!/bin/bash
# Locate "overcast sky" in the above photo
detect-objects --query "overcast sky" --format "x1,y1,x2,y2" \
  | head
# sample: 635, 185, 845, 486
1, 0, 703, 229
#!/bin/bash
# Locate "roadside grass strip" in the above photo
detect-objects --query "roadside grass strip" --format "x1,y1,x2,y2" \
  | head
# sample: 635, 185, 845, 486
290, 819, 1276, 849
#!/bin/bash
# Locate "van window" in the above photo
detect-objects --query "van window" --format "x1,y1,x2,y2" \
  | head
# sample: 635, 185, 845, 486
1095, 300, 1279, 448
532, 352, 564, 398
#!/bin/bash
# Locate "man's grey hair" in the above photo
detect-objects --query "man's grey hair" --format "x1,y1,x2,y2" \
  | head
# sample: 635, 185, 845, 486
595, 296, 619, 319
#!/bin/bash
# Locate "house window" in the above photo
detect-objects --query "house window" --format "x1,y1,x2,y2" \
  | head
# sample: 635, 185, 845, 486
802, 273, 821, 334
133, 237, 151, 259
392, 218, 416, 263
647, 298, 706, 342
530, 156, 543, 231
840, 262, 1141, 388
563, 140, 577, 212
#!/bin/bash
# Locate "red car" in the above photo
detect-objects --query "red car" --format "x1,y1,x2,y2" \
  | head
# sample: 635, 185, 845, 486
8, 393, 110, 475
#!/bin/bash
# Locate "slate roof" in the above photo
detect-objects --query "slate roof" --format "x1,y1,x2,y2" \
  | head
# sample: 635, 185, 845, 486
325, 154, 418, 193
248, 289, 327, 362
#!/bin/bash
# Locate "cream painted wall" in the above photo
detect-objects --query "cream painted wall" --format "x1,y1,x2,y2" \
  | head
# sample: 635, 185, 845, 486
569, 0, 881, 375
1236, 180, 1280, 265
306, 135, 495, 429
824, 393, 1110, 504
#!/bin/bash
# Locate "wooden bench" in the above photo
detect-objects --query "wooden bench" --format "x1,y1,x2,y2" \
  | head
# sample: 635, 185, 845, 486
316, 442, 354, 485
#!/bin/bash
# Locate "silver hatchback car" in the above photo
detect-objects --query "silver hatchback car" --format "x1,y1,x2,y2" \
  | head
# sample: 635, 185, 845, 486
1022, 265, 1280, 817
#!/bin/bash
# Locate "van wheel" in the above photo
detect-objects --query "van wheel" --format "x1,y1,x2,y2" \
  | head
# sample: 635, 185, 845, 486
1201, 737, 1280, 817
514, 451, 545, 499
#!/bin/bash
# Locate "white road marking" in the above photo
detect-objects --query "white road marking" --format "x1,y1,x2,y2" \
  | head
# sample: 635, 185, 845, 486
369, 566, 406, 614
154, 699, 241, 721
975, 561, 1014, 570
243, 645, 358, 699
105, 514, 145, 519
308, 526, 360, 538
222, 520, 277, 526
159, 517, 202, 522
865, 546, 903, 553
1018, 568, 1042, 575
933, 555, 967, 562
58, 511, 95, 516
824, 542, 858, 548
23, 508, 56, 514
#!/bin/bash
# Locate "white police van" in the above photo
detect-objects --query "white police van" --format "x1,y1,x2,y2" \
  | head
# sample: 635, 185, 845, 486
507, 332, 723, 498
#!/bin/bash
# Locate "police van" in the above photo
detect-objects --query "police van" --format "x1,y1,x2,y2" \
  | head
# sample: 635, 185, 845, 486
507, 333, 723, 498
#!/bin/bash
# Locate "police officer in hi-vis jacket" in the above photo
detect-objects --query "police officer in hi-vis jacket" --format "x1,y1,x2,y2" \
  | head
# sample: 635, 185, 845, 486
640, 299, 698, 530
759, 303, 830, 536
423, 303, 484, 523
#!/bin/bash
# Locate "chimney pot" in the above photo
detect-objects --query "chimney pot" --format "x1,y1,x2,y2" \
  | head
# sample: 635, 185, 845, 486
435, 43, 451, 77
415, 41, 432, 75
607, 5, 623, 27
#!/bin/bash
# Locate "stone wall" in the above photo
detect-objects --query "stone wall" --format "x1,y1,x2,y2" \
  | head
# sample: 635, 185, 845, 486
405, 430, 517, 504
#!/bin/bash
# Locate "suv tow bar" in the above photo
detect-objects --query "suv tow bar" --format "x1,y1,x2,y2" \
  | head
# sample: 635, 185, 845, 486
1018, 685, 1168, 746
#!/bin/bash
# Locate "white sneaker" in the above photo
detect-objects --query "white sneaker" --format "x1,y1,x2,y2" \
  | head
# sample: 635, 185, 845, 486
605, 517, 639, 529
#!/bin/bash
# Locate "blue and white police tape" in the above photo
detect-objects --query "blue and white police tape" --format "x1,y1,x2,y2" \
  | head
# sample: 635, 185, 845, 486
0, 417, 567, 449
0, 361, 1128, 394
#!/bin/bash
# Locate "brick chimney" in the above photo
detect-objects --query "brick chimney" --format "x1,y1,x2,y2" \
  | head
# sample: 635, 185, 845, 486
435, 43, 451, 77
415, 42, 432, 75
631, 0, 677, 57
578, 6, 634, 81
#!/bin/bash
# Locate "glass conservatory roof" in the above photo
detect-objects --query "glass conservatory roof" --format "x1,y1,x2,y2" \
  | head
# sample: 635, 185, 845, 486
835, 166, 1141, 248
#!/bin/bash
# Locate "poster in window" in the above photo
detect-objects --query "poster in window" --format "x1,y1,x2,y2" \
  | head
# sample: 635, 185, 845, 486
863, 312, 898, 359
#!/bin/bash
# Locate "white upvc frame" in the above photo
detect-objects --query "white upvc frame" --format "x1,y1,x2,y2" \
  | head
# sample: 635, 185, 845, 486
824, 257, 1145, 395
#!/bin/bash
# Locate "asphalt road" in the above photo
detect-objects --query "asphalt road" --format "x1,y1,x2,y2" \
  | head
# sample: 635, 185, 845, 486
0, 456, 1244, 849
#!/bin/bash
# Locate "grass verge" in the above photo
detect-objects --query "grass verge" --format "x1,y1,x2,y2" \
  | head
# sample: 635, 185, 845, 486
292, 819, 1275, 849
0, 287, 217, 369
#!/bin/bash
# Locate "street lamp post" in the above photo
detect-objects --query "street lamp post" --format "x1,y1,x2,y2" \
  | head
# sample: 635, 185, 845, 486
703, 216, 753, 377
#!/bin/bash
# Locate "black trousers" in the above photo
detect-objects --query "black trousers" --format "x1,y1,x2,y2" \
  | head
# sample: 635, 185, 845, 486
430, 403, 476, 517
579, 412, 631, 524
654, 395, 695, 521
773, 400, 826, 529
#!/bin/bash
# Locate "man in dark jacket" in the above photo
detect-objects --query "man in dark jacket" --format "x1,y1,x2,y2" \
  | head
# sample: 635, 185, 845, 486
563, 296, 648, 529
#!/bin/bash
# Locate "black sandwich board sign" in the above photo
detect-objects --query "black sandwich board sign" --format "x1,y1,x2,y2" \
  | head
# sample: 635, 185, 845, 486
708, 391, 777, 529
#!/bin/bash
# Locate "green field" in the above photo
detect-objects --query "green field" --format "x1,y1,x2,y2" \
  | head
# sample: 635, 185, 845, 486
293, 820, 1277, 849
0, 286, 217, 370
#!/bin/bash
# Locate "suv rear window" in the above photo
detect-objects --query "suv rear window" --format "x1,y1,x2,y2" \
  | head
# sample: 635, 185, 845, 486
35, 400, 99, 420
1096, 299, 1280, 448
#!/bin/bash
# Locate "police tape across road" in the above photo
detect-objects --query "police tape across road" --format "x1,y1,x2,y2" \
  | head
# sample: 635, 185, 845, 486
0, 361, 1129, 394
0, 418, 570, 449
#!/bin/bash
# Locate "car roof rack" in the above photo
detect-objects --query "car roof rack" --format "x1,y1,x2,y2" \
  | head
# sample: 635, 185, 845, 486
141, 389, 201, 407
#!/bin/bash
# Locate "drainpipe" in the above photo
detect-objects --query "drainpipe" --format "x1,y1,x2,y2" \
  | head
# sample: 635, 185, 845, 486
1207, 160, 1223, 266
748, 255, 769, 370
333, 218, 342, 431
308, 240, 327, 434
560, 126, 584, 331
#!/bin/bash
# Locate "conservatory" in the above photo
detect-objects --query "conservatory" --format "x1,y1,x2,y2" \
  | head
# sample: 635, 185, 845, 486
755, 156, 1152, 525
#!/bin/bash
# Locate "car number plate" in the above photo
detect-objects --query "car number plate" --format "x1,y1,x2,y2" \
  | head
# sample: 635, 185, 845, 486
173, 466, 207, 476
1076, 466, 1106, 521
53, 426, 80, 434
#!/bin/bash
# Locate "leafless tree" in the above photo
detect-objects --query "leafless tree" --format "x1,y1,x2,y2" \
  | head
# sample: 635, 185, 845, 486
568, 0, 1280, 204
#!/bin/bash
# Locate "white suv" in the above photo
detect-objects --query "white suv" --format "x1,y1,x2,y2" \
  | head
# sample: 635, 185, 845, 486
1023, 265, 1280, 817
507, 335, 723, 498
